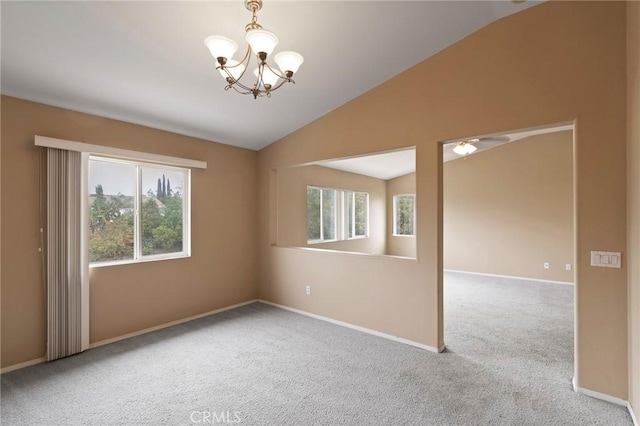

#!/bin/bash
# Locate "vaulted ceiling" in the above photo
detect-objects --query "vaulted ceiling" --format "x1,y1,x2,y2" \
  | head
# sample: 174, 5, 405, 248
1, 1, 540, 151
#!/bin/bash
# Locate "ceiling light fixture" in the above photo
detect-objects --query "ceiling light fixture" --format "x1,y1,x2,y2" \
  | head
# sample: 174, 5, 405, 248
204, 0, 304, 99
452, 139, 479, 156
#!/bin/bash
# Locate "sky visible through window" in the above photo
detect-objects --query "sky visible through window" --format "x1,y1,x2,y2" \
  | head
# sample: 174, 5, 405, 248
89, 159, 184, 196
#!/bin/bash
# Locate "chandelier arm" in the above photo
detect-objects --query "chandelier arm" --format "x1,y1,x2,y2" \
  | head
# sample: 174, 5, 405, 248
229, 46, 257, 92
263, 62, 290, 81
265, 78, 290, 93
216, 48, 255, 93
227, 76, 257, 94
218, 45, 253, 88
227, 84, 253, 96
255, 63, 269, 94
217, 66, 248, 92
237, 45, 252, 69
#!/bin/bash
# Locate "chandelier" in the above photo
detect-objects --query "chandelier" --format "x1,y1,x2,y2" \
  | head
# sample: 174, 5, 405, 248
204, 0, 304, 99
453, 139, 479, 156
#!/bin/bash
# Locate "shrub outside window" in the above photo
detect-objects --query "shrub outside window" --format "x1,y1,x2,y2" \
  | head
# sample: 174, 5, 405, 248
347, 191, 368, 239
307, 186, 369, 243
307, 186, 337, 242
89, 156, 190, 265
393, 194, 415, 236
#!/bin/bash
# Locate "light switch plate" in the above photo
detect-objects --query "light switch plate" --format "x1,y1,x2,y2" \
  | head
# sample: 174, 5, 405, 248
590, 251, 622, 268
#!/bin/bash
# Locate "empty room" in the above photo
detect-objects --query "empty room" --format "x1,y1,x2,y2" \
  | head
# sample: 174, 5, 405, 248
1, 1, 639, 425
442, 128, 577, 411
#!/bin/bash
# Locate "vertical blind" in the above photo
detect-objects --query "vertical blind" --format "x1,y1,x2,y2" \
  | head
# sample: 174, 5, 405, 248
46, 148, 83, 361
36, 134, 205, 360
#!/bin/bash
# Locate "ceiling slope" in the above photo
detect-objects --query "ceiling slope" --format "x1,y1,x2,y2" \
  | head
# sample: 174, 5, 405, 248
1, 1, 540, 150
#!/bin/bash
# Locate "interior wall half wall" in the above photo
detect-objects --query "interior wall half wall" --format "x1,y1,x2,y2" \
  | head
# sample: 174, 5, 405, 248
276, 165, 386, 255
258, 1, 628, 398
443, 131, 574, 283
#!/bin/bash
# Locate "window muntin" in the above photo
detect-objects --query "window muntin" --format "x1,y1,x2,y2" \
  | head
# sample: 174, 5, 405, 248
89, 156, 190, 265
393, 194, 415, 236
307, 186, 369, 243
307, 186, 337, 242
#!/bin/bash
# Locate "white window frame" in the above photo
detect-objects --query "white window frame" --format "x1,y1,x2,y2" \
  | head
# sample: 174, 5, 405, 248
307, 186, 369, 244
88, 155, 192, 267
393, 194, 416, 237
307, 186, 339, 244
346, 190, 369, 240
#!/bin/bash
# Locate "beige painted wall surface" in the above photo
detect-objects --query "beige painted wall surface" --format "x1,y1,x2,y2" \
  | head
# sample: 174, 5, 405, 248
386, 173, 417, 258
277, 165, 386, 255
0, 96, 258, 368
258, 2, 628, 397
444, 132, 574, 283
628, 0, 640, 416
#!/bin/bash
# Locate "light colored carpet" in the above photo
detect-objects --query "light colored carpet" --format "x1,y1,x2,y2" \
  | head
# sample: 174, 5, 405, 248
1, 272, 633, 425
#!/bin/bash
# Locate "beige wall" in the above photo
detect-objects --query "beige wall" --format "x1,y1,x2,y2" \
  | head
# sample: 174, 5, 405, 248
386, 173, 417, 258
276, 165, 386, 255
257, 2, 628, 398
628, 0, 640, 416
0, 96, 258, 368
444, 132, 574, 283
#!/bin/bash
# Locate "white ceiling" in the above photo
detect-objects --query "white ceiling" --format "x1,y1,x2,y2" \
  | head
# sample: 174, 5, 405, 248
316, 124, 573, 180
1, 1, 541, 151
322, 149, 416, 180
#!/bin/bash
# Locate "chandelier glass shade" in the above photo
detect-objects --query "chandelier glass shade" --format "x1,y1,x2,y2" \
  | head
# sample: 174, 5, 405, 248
204, 0, 303, 99
453, 140, 479, 156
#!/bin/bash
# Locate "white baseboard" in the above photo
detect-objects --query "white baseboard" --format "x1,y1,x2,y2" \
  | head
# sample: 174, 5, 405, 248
444, 269, 574, 286
89, 299, 258, 349
259, 299, 443, 353
572, 377, 628, 406
629, 401, 639, 426
0, 356, 46, 374
2, 300, 259, 374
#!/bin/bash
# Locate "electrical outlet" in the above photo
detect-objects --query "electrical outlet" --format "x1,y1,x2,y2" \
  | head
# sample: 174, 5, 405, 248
565, 263, 572, 271
543, 262, 550, 270
305, 285, 311, 295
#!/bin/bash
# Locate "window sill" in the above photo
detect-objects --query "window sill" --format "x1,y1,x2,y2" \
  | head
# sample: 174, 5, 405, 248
307, 239, 339, 245
90, 253, 190, 268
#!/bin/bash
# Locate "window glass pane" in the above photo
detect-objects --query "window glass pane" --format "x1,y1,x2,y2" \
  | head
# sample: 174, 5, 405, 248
88, 159, 136, 263
348, 192, 354, 238
307, 187, 321, 241
354, 192, 367, 236
322, 189, 336, 240
141, 167, 185, 256
395, 195, 415, 236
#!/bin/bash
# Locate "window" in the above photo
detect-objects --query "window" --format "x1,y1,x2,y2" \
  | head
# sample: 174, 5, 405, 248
347, 191, 369, 239
89, 156, 190, 265
307, 186, 369, 243
393, 194, 415, 236
307, 187, 337, 242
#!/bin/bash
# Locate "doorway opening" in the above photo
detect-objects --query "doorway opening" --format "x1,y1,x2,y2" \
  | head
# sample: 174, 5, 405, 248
441, 123, 576, 389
